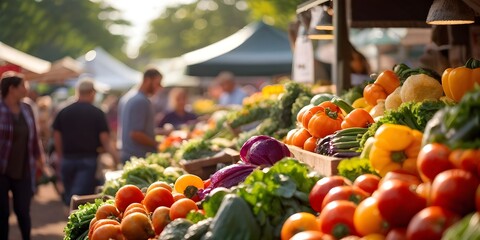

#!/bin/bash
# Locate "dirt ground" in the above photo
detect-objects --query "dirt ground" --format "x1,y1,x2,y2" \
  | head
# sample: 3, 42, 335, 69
8, 183, 68, 240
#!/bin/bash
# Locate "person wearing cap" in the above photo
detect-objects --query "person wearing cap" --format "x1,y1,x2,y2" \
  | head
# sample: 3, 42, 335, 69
0, 71, 45, 240
215, 71, 247, 106
117, 68, 163, 164
52, 78, 119, 206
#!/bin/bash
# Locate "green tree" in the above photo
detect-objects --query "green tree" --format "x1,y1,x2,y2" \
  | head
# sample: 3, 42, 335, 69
138, 0, 251, 60
0, 0, 129, 62
137, 0, 306, 61
245, 0, 303, 29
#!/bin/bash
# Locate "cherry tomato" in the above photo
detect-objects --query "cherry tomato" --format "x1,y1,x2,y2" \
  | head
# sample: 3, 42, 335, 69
376, 179, 426, 228
354, 197, 389, 236
322, 186, 369, 209
430, 169, 479, 216
318, 200, 358, 239
309, 176, 352, 212
406, 206, 460, 240
353, 174, 381, 195
417, 143, 453, 182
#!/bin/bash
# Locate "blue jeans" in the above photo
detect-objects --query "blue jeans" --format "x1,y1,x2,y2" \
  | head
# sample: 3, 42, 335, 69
61, 156, 98, 206
0, 172, 33, 240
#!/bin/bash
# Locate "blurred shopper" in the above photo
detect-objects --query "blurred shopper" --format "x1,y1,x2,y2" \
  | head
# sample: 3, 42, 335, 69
215, 71, 247, 106
52, 78, 119, 206
117, 68, 163, 164
0, 71, 45, 240
157, 87, 197, 131
350, 46, 372, 86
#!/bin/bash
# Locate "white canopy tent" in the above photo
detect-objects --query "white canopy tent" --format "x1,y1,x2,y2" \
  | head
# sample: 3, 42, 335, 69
78, 47, 141, 91
0, 41, 51, 74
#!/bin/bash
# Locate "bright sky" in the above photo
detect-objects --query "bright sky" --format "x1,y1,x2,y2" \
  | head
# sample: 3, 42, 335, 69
103, 0, 194, 58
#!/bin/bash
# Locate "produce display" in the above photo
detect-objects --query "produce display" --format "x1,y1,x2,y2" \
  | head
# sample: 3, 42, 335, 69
64, 58, 480, 240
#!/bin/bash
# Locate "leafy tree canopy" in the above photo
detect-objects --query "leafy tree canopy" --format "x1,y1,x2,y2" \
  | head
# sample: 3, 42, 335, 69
0, 0, 129, 62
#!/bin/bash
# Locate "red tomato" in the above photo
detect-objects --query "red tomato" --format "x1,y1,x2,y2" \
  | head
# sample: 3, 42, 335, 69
309, 176, 352, 212
318, 200, 358, 239
378, 170, 421, 187
385, 228, 407, 240
143, 187, 174, 213
430, 169, 479, 216
449, 149, 480, 176
376, 180, 427, 228
322, 186, 369, 209
353, 174, 381, 195
406, 206, 460, 240
114, 184, 145, 212
417, 143, 453, 182
415, 182, 432, 205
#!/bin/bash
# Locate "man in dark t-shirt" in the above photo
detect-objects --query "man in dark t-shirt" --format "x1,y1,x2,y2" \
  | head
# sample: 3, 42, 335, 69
52, 79, 119, 205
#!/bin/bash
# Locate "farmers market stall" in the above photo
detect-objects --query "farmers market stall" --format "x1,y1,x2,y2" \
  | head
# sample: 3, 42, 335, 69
62, 1, 480, 239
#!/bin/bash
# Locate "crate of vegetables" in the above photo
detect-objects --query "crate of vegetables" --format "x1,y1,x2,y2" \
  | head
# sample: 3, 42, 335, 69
180, 148, 240, 180
287, 145, 341, 176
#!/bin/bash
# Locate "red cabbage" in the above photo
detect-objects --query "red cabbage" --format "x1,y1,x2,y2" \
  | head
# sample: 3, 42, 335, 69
241, 135, 291, 166
200, 163, 258, 198
239, 135, 271, 163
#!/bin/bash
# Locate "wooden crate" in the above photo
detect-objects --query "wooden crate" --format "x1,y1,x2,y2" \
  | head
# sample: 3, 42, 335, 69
180, 148, 240, 180
287, 145, 342, 176
69, 194, 112, 213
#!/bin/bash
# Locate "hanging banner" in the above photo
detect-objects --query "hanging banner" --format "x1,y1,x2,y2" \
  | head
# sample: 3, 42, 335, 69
293, 24, 314, 84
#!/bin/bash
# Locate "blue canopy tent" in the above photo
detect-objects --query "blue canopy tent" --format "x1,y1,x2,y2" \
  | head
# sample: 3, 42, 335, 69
182, 21, 293, 77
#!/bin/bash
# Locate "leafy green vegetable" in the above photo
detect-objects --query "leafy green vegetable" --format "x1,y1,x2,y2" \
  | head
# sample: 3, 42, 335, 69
177, 139, 218, 160
235, 158, 320, 239
423, 86, 480, 149
186, 210, 207, 224
443, 213, 480, 240
272, 81, 312, 129
144, 152, 172, 168
360, 100, 448, 149
101, 158, 178, 196
337, 157, 377, 182
226, 100, 273, 129
64, 198, 113, 240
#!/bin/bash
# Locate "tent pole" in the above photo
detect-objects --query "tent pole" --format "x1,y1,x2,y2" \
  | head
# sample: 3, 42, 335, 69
333, 0, 351, 94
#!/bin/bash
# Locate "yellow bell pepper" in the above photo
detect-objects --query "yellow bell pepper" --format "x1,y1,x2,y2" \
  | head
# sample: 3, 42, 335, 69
441, 58, 480, 102
369, 124, 423, 177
